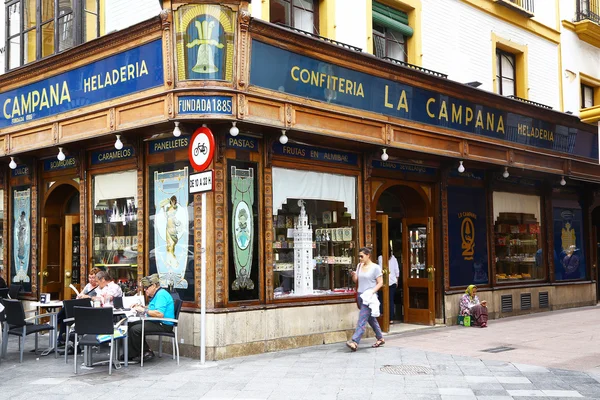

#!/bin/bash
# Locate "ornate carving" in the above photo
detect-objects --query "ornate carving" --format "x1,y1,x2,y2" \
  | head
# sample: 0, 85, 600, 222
364, 171, 372, 248
237, 10, 251, 88
385, 124, 392, 143
238, 94, 246, 118
161, 9, 173, 87
264, 165, 274, 302
567, 159, 572, 175
265, 137, 275, 168
1, 188, 7, 282
136, 169, 144, 278
52, 123, 59, 142
216, 133, 227, 163
109, 108, 115, 131
214, 159, 226, 306
365, 152, 374, 181
441, 168, 450, 290
167, 93, 174, 118
31, 162, 38, 293
462, 140, 469, 156
508, 149, 514, 164
285, 103, 293, 127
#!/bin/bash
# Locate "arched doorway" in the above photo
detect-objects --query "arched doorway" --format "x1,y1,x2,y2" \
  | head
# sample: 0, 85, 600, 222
40, 182, 80, 300
372, 182, 435, 327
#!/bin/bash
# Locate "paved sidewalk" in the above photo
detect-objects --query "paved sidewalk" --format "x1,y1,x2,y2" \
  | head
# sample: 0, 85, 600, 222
1, 307, 600, 399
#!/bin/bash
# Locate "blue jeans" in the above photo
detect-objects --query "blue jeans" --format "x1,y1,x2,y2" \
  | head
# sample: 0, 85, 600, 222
352, 295, 383, 344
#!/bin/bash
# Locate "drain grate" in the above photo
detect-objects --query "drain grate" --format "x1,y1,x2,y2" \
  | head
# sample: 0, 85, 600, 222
481, 346, 515, 353
380, 365, 433, 375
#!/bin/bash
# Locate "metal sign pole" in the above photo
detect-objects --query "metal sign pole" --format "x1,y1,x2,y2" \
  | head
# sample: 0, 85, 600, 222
201, 191, 207, 364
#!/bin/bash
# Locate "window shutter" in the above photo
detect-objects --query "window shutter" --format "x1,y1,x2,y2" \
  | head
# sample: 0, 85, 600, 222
373, 2, 413, 38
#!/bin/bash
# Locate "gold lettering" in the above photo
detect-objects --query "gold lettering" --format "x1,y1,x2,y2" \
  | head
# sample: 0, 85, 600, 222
3, 99, 11, 119
439, 101, 448, 121
486, 113, 495, 131
452, 104, 462, 123
465, 107, 473, 125
475, 110, 484, 128
384, 85, 393, 109
397, 90, 408, 112
426, 98, 436, 118
60, 81, 71, 103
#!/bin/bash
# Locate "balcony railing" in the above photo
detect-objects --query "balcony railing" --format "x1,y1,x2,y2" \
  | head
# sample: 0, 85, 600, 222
382, 57, 448, 79
507, 95, 553, 110
576, 0, 600, 24
275, 23, 362, 53
494, 0, 534, 17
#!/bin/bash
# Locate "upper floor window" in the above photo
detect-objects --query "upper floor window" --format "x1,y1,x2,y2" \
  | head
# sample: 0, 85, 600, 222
496, 49, 516, 97
581, 83, 595, 108
5, 0, 101, 71
372, 1, 413, 63
270, 0, 318, 33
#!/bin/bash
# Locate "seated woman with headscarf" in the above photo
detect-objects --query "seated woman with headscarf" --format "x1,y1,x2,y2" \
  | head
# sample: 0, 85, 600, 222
460, 284, 488, 328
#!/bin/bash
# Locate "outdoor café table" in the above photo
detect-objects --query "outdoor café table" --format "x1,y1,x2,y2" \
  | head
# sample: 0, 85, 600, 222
82, 308, 135, 368
27, 300, 63, 356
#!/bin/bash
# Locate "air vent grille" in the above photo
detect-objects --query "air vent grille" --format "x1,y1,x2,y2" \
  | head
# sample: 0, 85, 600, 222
501, 295, 513, 313
520, 293, 531, 310
539, 292, 549, 308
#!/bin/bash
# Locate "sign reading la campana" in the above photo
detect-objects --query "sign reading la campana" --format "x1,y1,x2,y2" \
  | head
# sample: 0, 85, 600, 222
0, 40, 164, 129
250, 41, 598, 161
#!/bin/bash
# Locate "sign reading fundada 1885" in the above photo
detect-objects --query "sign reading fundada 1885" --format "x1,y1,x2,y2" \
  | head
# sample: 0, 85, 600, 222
250, 41, 598, 161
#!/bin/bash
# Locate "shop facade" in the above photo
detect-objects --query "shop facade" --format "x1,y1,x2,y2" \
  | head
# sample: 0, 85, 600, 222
1, 0, 600, 359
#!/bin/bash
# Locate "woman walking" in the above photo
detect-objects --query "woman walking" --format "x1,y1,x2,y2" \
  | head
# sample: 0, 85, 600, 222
346, 247, 385, 351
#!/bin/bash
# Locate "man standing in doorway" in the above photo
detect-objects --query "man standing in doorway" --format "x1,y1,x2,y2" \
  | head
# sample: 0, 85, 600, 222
378, 249, 400, 323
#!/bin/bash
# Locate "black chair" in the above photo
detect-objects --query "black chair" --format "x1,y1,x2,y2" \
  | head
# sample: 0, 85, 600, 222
8, 285, 22, 300
72, 306, 123, 375
140, 297, 182, 367
0, 299, 5, 362
3, 299, 57, 363
0, 288, 9, 299
61, 298, 92, 363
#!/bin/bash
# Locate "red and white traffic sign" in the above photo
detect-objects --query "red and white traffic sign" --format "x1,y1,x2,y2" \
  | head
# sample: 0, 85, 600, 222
189, 126, 215, 172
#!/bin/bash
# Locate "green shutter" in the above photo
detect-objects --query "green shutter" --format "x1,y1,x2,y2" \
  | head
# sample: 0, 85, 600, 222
373, 2, 413, 38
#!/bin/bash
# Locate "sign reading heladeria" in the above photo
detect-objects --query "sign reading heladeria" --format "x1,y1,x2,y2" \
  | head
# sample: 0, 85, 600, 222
0, 40, 164, 128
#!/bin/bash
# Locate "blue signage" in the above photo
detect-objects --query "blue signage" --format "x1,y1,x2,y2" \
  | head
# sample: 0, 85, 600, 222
449, 169, 485, 181
250, 41, 598, 161
11, 165, 29, 177
1, 40, 164, 128
448, 186, 489, 287
43, 156, 77, 172
227, 135, 259, 152
372, 160, 436, 175
273, 142, 358, 165
91, 145, 135, 165
178, 95, 233, 115
148, 136, 190, 154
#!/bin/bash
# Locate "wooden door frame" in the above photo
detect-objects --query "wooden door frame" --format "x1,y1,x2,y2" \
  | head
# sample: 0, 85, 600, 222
375, 214, 390, 332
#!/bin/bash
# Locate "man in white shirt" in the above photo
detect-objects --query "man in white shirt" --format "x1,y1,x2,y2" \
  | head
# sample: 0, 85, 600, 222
378, 253, 400, 323
94, 270, 123, 306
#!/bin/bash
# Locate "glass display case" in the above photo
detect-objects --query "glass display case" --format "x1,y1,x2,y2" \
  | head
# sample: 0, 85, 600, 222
273, 199, 356, 297
494, 212, 543, 282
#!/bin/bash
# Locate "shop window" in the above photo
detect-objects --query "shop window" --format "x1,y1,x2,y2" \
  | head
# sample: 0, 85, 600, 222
581, 84, 594, 109
92, 170, 138, 294
272, 167, 357, 298
496, 49, 516, 97
270, 0, 319, 33
0, 190, 4, 272
148, 162, 195, 302
372, 2, 412, 63
553, 199, 586, 281
11, 186, 32, 292
493, 192, 545, 283
5, 0, 101, 71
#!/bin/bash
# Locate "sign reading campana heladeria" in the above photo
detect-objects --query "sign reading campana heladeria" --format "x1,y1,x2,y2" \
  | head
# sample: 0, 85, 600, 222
0, 40, 164, 129
250, 41, 598, 161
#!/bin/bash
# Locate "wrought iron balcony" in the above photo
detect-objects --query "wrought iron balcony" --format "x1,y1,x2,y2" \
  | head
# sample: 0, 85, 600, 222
507, 95, 552, 110
382, 57, 448, 79
494, 0, 534, 18
576, 0, 600, 24
275, 23, 362, 53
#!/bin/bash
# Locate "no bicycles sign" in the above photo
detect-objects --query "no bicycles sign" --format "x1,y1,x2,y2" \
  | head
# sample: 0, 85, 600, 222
188, 126, 215, 172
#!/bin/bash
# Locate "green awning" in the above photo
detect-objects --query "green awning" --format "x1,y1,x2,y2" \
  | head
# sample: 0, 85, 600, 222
373, 2, 413, 38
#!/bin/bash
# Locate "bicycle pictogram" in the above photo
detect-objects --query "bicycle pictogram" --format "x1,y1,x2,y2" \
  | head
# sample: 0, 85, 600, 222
194, 142, 207, 157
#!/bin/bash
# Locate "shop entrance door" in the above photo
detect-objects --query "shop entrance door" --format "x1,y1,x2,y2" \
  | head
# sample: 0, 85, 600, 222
374, 214, 390, 332
41, 183, 80, 300
403, 217, 435, 325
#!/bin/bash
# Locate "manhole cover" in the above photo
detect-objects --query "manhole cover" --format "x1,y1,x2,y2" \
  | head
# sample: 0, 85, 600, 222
481, 346, 515, 353
380, 365, 433, 375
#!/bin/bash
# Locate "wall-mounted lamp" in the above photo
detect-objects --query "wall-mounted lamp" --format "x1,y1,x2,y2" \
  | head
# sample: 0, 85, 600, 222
202, 123, 207, 128
173, 121, 181, 137
502, 166, 509, 178
279, 129, 288, 145
114, 134, 123, 150
9, 157, 17, 170
230, 122, 239, 137
57, 147, 66, 161
458, 160, 465, 173
381, 148, 389, 161
560, 176, 566, 186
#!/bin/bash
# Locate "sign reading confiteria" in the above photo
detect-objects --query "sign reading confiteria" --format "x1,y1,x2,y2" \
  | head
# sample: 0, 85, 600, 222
250, 41, 598, 161
0, 39, 164, 129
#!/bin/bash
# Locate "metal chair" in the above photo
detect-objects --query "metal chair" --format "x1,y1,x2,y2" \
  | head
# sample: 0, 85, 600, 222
0, 288, 9, 299
61, 298, 92, 363
8, 284, 22, 300
72, 306, 123, 375
140, 297, 182, 366
3, 299, 57, 363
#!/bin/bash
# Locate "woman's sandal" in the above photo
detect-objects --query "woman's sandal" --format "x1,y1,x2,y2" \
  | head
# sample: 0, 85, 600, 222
372, 338, 385, 348
346, 340, 358, 352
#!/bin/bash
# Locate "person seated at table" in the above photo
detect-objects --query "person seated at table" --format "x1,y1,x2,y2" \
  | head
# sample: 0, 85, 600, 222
460, 284, 488, 328
123, 274, 174, 363
94, 270, 123, 306
57, 267, 101, 347
0, 276, 7, 288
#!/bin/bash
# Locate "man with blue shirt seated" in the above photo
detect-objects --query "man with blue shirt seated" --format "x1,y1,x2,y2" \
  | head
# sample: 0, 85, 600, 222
125, 274, 174, 362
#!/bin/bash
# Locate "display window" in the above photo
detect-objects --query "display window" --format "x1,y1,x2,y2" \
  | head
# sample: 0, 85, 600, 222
552, 199, 586, 281
148, 161, 195, 302
271, 167, 357, 298
492, 192, 545, 283
0, 190, 4, 272
92, 170, 138, 294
